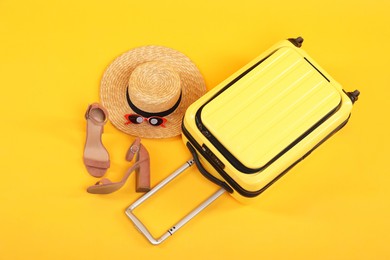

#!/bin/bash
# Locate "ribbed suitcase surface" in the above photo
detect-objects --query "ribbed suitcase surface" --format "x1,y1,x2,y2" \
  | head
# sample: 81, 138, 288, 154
201, 47, 341, 169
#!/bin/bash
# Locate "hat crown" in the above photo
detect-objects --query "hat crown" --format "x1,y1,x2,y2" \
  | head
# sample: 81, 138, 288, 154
128, 61, 181, 114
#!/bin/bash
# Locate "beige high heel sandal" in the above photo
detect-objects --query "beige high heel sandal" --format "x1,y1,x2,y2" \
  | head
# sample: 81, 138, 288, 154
83, 103, 110, 177
87, 138, 150, 194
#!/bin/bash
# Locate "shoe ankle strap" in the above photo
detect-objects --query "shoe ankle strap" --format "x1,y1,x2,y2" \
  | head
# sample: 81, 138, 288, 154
85, 103, 109, 125
126, 137, 142, 162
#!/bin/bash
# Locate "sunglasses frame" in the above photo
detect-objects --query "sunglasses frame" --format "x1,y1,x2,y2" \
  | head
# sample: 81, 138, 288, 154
124, 114, 167, 127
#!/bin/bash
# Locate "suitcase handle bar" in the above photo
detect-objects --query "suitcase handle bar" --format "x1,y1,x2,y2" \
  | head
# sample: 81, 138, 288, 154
125, 159, 226, 245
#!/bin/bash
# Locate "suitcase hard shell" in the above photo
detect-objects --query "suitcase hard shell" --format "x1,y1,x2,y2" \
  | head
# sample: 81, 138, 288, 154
182, 37, 359, 201
126, 37, 359, 244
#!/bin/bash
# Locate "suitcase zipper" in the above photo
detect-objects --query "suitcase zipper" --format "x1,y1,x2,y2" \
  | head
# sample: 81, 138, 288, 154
183, 117, 350, 198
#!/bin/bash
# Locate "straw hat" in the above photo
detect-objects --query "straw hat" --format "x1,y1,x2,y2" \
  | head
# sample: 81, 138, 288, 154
100, 46, 206, 138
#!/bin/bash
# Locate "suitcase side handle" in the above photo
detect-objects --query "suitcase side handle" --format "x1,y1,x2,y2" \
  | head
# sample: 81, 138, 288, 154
125, 159, 226, 245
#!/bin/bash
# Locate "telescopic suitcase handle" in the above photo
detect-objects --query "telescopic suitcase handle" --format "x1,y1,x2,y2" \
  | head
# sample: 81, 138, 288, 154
125, 159, 226, 245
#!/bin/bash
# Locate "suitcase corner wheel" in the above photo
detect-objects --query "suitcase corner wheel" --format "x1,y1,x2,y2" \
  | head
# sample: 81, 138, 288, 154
288, 36, 304, 47
125, 36, 360, 245
346, 89, 360, 103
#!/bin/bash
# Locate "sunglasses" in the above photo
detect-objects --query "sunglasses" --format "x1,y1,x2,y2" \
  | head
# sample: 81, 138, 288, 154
124, 114, 167, 127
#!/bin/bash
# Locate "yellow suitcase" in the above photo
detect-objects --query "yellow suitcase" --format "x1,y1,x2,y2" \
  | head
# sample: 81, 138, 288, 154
182, 37, 359, 201
126, 37, 360, 244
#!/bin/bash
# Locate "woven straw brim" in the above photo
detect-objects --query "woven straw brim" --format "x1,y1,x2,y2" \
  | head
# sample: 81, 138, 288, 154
100, 46, 206, 138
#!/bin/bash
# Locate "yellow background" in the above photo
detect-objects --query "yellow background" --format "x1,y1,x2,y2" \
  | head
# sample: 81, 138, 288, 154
1, 0, 389, 259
